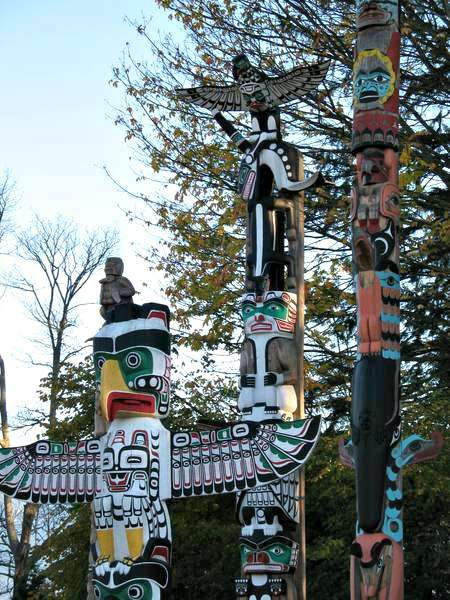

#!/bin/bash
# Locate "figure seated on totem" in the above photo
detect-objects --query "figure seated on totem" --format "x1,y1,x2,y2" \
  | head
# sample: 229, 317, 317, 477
99, 256, 136, 318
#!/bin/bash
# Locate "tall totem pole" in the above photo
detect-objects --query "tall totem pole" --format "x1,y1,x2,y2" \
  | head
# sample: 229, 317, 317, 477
178, 54, 330, 600
339, 2, 443, 598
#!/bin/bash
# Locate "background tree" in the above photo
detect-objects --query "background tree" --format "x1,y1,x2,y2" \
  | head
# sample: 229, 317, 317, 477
0, 173, 15, 253
0, 216, 116, 598
107, 0, 448, 597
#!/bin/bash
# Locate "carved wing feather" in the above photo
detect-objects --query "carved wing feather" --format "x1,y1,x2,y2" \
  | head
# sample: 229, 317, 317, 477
176, 83, 247, 111
267, 60, 331, 104
0, 439, 102, 504
170, 416, 321, 499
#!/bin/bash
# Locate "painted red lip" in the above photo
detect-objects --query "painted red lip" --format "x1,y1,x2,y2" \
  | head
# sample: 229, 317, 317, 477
107, 391, 156, 420
250, 323, 273, 331
106, 471, 131, 492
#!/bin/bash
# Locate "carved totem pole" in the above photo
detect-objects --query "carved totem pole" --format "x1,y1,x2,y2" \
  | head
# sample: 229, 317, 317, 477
0, 260, 322, 600
177, 54, 330, 599
339, 2, 443, 598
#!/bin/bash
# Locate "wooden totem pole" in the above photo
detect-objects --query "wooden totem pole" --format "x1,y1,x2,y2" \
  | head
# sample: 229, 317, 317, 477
177, 54, 329, 600
339, 2, 443, 598
0, 256, 323, 598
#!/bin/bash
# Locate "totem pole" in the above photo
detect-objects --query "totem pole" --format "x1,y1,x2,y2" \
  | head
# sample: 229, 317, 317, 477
177, 54, 330, 599
0, 260, 322, 599
339, 2, 443, 598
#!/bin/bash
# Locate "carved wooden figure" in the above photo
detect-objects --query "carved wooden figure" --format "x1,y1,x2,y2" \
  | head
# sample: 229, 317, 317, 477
340, 2, 443, 598
99, 257, 136, 318
177, 54, 328, 293
178, 53, 330, 598
239, 291, 298, 419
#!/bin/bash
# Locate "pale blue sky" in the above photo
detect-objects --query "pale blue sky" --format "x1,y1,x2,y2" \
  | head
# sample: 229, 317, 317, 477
0, 0, 165, 222
0, 1, 177, 441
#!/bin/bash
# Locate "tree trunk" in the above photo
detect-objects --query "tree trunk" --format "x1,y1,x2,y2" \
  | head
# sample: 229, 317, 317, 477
1, 354, 38, 597
12, 503, 38, 599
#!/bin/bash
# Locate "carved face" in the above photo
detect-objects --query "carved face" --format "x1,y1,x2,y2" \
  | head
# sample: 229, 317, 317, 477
351, 534, 402, 599
240, 82, 271, 112
105, 257, 125, 277
240, 535, 298, 574
93, 315, 171, 421
241, 291, 296, 336
353, 50, 396, 108
356, 0, 399, 27
102, 429, 151, 494
232, 54, 252, 77
93, 542, 170, 600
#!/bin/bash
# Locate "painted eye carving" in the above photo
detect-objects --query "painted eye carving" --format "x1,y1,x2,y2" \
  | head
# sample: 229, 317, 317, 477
268, 304, 279, 312
126, 352, 141, 368
93, 586, 101, 599
97, 357, 105, 370
375, 72, 389, 83
128, 584, 144, 599
376, 557, 384, 570
272, 546, 283, 555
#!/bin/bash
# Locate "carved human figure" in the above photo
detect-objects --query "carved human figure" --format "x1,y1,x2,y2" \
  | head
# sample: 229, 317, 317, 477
238, 291, 298, 419
99, 257, 136, 318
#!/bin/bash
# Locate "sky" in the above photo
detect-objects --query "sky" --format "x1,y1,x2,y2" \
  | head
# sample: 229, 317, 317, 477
0, 0, 177, 443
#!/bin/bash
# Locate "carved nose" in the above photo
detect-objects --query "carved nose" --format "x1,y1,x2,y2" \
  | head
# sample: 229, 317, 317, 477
256, 552, 269, 563
256, 314, 265, 322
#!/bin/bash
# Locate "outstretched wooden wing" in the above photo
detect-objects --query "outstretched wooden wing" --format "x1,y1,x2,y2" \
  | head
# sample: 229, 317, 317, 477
170, 416, 321, 499
176, 83, 246, 112
0, 439, 102, 503
266, 60, 331, 105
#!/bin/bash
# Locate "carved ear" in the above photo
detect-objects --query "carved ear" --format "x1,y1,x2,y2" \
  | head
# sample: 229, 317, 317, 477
409, 432, 443, 465
140, 538, 171, 564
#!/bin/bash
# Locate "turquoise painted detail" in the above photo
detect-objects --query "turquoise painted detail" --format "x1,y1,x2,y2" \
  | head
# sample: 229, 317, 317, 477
348, 434, 435, 541
381, 312, 400, 325
382, 349, 400, 360
377, 271, 400, 289
382, 435, 431, 542
354, 69, 392, 102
